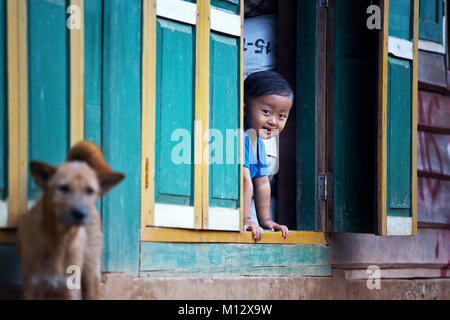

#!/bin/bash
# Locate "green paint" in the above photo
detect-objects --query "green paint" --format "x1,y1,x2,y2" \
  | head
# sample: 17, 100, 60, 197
140, 242, 330, 276
209, 32, 240, 209
419, 0, 443, 43
296, 0, 317, 231
27, 0, 70, 200
387, 57, 412, 218
84, 0, 102, 148
155, 18, 195, 207
389, 0, 412, 40
211, 0, 240, 14
333, 0, 377, 233
0, 0, 6, 199
84, 0, 102, 214
101, 0, 141, 276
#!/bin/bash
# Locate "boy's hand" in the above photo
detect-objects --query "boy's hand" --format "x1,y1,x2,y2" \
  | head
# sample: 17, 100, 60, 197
260, 220, 289, 239
244, 219, 264, 242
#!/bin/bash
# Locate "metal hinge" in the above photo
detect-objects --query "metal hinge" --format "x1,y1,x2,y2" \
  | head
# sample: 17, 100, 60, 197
319, 0, 328, 8
318, 174, 329, 201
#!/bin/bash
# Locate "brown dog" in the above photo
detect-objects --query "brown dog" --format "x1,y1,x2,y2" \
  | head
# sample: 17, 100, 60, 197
16, 141, 124, 299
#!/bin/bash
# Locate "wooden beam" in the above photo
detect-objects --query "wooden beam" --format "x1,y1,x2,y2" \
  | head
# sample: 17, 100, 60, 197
377, 0, 389, 236
141, 226, 327, 245
194, 0, 210, 229
141, 0, 157, 230
69, 0, 85, 146
7, 0, 28, 227
411, 0, 419, 236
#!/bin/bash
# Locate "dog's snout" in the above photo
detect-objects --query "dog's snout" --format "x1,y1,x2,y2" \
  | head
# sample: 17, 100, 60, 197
71, 208, 88, 221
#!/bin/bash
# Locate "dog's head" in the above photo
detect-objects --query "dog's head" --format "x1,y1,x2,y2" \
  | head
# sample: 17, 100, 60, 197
30, 160, 124, 226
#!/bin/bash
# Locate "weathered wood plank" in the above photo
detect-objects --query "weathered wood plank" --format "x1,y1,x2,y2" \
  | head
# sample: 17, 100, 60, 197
101, 0, 141, 276
27, 0, 69, 200
84, 0, 102, 146
343, 268, 449, 280
418, 178, 450, 225
330, 228, 450, 266
418, 132, 450, 176
140, 242, 330, 276
418, 51, 446, 90
418, 90, 450, 128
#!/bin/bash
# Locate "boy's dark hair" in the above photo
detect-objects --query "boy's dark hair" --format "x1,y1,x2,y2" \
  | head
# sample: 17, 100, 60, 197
244, 71, 293, 104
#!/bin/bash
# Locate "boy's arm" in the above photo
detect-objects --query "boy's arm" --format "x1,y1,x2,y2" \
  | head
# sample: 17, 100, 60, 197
252, 175, 271, 223
253, 175, 289, 239
243, 167, 264, 241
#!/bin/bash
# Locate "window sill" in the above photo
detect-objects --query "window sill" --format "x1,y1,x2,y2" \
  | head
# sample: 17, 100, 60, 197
0, 227, 328, 245
141, 227, 327, 245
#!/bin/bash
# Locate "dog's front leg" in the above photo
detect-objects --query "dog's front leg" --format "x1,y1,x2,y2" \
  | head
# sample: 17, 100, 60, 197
81, 250, 102, 300
82, 219, 103, 300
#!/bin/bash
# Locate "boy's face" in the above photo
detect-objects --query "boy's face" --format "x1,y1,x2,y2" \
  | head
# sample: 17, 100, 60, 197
244, 94, 293, 139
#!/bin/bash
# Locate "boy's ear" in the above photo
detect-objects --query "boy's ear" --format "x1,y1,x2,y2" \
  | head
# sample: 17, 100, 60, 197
30, 161, 57, 189
98, 171, 125, 196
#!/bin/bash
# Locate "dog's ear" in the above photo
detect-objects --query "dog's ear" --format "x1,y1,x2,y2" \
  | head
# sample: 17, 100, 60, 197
98, 172, 125, 196
30, 161, 57, 189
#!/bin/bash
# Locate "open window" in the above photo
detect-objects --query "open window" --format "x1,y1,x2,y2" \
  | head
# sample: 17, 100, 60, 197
295, 0, 418, 236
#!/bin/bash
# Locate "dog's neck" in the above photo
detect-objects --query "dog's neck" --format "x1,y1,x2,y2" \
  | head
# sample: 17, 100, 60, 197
39, 194, 84, 272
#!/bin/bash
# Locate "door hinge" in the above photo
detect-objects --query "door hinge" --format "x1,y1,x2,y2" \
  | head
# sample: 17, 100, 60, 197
319, 0, 328, 8
318, 174, 330, 201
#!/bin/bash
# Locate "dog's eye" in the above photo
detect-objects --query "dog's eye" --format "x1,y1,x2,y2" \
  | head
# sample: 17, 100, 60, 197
58, 184, 70, 193
85, 187, 94, 195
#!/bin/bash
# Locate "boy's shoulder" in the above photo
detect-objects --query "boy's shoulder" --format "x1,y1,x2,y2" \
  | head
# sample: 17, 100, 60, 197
243, 128, 268, 178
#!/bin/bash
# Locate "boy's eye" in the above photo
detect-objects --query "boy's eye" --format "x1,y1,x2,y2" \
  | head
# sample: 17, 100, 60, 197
262, 109, 270, 114
279, 114, 287, 119
85, 187, 94, 195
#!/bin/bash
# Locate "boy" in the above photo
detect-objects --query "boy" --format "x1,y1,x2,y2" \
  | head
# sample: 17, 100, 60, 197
243, 71, 293, 241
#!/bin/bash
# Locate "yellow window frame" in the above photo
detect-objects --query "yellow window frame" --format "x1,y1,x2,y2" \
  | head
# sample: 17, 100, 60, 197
140, 0, 327, 245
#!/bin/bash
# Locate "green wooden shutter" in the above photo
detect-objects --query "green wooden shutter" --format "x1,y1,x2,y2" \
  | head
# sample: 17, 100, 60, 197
378, 0, 418, 235
296, 0, 319, 231
419, 0, 443, 43
27, 0, 70, 201
208, 0, 241, 231
154, 16, 196, 228
331, 0, 378, 233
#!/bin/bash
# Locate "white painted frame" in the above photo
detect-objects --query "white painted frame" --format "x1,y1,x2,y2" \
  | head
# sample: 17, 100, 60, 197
208, 207, 240, 231
388, 36, 413, 60
0, 200, 7, 227
154, 203, 195, 229
387, 216, 412, 235
156, 0, 240, 37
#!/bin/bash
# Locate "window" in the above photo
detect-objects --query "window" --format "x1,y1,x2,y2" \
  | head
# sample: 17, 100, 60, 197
0, 0, 419, 250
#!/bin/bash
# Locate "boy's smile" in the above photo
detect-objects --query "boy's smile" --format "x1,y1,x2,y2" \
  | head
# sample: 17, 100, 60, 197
245, 94, 293, 139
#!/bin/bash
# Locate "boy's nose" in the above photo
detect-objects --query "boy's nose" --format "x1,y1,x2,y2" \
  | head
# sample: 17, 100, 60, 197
268, 117, 276, 125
